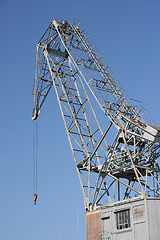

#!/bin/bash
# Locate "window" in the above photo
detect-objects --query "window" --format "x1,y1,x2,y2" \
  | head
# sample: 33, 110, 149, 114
115, 209, 130, 230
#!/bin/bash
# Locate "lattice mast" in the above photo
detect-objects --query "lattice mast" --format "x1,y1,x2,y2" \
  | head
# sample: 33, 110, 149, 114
32, 18, 160, 211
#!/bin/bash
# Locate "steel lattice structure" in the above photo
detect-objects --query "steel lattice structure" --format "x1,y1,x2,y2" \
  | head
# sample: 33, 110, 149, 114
32, 18, 160, 211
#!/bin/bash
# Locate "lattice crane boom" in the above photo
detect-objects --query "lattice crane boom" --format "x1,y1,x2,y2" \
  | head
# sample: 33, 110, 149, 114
32, 18, 160, 211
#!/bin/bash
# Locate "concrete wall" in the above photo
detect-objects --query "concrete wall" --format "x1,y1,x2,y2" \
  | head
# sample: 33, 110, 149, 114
86, 197, 160, 240
101, 198, 146, 240
146, 198, 160, 239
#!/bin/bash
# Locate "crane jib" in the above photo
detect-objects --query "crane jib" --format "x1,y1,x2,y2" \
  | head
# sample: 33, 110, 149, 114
31, 18, 160, 211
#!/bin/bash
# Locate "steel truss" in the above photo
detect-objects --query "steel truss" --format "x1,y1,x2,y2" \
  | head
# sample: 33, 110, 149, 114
32, 18, 160, 211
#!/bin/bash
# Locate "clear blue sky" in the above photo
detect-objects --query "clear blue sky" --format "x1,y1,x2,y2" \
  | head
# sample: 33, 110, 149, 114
0, 0, 160, 239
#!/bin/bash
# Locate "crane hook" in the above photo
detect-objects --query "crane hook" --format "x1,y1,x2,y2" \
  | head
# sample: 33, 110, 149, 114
33, 193, 37, 205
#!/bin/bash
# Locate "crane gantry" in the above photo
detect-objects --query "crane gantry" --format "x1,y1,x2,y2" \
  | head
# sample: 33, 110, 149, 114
32, 18, 160, 211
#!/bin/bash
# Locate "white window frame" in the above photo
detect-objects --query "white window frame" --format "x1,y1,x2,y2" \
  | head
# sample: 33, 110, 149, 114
115, 209, 131, 230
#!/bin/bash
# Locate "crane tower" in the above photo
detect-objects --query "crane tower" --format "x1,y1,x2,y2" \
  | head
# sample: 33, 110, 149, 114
32, 18, 160, 239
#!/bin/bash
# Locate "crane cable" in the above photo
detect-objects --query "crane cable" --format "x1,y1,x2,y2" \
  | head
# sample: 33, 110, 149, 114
33, 119, 38, 205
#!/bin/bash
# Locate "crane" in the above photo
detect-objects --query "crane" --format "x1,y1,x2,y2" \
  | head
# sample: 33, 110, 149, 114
32, 18, 160, 212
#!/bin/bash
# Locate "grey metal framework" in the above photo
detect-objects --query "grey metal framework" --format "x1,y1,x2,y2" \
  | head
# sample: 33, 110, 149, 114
32, 18, 160, 211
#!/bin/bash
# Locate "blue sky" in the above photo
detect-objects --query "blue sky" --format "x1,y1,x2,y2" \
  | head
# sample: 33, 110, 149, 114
0, 0, 160, 239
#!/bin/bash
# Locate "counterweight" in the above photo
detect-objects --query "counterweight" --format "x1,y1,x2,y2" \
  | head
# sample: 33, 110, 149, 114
32, 18, 160, 211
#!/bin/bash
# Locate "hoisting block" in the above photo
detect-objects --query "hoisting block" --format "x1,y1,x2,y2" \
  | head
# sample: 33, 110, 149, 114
33, 194, 37, 205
